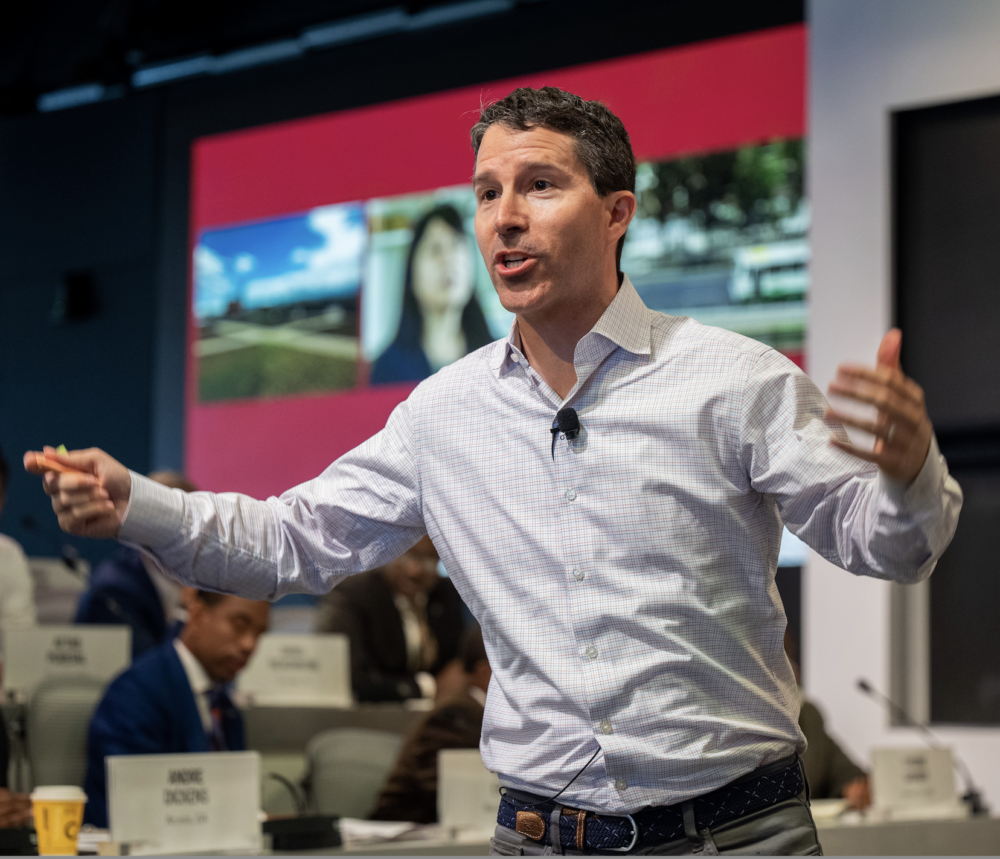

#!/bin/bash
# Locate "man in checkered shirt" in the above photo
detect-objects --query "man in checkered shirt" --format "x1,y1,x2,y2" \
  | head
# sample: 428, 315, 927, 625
30, 87, 961, 855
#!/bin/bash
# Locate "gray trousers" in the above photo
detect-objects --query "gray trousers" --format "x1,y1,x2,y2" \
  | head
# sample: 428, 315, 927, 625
489, 789, 823, 856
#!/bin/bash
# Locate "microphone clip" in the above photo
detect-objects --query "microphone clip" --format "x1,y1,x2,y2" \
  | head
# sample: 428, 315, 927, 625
551, 407, 582, 459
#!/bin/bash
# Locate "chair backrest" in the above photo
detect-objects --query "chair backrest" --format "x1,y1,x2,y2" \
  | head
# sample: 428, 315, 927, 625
303, 728, 404, 818
27, 675, 106, 788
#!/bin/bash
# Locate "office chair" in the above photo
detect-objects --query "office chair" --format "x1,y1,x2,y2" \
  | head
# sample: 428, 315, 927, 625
27, 676, 106, 787
301, 728, 404, 818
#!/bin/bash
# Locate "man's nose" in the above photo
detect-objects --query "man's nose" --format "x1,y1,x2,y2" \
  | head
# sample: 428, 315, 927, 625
494, 191, 527, 235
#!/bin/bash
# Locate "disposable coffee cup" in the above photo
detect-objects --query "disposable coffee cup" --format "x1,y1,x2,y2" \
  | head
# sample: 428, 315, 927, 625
30, 786, 87, 856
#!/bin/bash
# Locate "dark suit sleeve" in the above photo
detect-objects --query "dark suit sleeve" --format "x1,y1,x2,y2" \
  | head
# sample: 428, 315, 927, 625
83, 673, 174, 828
317, 574, 420, 702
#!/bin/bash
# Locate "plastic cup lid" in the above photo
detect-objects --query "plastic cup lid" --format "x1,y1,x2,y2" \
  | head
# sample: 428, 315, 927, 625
30, 786, 87, 802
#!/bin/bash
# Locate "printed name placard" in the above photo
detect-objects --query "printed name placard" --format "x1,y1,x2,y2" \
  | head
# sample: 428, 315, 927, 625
2, 625, 130, 691
237, 633, 351, 706
438, 749, 501, 836
107, 751, 261, 854
870, 747, 967, 821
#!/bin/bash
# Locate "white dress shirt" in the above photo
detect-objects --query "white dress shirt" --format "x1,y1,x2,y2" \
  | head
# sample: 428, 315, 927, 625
120, 276, 962, 812
0, 533, 37, 639
173, 638, 213, 733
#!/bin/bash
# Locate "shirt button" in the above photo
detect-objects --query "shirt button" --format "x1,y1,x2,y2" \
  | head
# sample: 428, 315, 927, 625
565, 489, 577, 501
615, 778, 628, 791
573, 569, 585, 581
600, 719, 613, 735
586, 645, 598, 660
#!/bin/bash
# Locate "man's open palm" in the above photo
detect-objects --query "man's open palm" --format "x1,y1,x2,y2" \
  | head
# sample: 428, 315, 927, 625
826, 328, 933, 483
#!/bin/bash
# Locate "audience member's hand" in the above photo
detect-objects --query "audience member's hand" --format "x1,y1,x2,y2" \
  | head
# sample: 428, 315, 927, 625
842, 775, 871, 811
826, 328, 933, 484
434, 658, 468, 703
0, 789, 32, 828
23, 446, 131, 539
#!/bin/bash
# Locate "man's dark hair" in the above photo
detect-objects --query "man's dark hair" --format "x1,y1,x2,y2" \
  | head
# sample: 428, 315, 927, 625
459, 624, 488, 673
470, 86, 637, 272
0, 444, 9, 496
195, 589, 226, 608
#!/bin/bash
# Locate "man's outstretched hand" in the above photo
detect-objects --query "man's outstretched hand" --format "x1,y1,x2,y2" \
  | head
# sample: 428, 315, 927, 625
23, 446, 131, 539
826, 328, 933, 484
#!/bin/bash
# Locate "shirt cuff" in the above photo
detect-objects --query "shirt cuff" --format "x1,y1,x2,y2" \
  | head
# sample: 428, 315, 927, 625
879, 434, 947, 512
118, 471, 186, 548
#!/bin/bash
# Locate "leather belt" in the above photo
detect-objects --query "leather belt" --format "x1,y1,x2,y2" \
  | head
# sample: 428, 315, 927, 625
497, 755, 804, 854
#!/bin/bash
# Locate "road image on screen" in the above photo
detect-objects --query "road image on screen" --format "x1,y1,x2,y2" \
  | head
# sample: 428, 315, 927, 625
193, 203, 366, 401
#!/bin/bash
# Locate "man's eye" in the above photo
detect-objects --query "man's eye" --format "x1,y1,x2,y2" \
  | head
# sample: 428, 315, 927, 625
534, 180, 550, 191
482, 189, 498, 202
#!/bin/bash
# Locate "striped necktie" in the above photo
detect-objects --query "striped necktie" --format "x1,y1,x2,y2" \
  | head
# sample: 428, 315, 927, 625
207, 685, 232, 752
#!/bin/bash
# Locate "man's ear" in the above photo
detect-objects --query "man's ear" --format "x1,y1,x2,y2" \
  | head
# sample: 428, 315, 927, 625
180, 587, 200, 620
607, 191, 637, 242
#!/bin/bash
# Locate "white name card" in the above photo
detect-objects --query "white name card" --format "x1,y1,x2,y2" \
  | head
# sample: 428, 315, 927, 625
2, 625, 130, 691
870, 747, 968, 821
107, 751, 261, 854
237, 633, 351, 707
438, 749, 501, 837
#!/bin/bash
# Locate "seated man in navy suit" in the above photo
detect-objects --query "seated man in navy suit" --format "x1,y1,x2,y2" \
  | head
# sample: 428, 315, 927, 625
75, 471, 196, 659
83, 588, 269, 827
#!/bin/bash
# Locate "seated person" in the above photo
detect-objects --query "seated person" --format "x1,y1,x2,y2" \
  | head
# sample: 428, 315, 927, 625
315, 536, 466, 701
75, 471, 195, 659
0, 709, 31, 829
83, 588, 269, 827
370, 625, 490, 823
799, 699, 869, 809
0, 445, 37, 641
784, 631, 870, 809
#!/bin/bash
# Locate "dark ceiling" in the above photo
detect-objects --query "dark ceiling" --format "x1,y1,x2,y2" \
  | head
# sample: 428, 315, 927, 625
0, 0, 805, 117
0, 1, 462, 114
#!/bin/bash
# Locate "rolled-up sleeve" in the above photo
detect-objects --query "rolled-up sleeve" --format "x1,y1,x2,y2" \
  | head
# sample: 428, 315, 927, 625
119, 398, 425, 599
739, 348, 962, 584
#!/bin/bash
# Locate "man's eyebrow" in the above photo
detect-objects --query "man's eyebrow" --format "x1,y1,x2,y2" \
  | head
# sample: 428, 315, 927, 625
473, 161, 569, 185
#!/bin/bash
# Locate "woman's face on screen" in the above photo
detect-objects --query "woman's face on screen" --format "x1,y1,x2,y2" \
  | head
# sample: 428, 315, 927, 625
411, 217, 474, 313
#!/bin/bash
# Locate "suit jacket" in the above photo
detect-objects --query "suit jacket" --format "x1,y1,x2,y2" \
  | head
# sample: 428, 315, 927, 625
316, 570, 466, 701
370, 687, 485, 823
83, 639, 245, 828
799, 699, 866, 799
75, 547, 167, 659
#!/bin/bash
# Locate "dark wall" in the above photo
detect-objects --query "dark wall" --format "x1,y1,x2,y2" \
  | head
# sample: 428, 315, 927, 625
894, 93, 1000, 725
0, 0, 803, 563
0, 96, 159, 564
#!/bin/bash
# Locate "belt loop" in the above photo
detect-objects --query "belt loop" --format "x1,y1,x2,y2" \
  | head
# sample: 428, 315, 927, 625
682, 801, 721, 856
549, 804, 563, 855
682, 801, 699, 848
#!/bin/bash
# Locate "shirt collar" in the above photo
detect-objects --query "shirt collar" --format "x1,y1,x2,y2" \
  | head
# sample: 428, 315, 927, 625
490, 274, 651, 379
174, 638, 214, 696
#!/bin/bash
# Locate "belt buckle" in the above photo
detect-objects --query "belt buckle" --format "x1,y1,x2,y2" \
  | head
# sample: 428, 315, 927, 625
594, 811, 638, 853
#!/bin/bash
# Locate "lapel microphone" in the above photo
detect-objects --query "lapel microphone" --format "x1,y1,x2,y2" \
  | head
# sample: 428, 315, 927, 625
550, 407, 582, 459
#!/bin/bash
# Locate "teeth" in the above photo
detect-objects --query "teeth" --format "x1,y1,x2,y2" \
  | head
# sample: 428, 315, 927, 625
504, 257, 526, 268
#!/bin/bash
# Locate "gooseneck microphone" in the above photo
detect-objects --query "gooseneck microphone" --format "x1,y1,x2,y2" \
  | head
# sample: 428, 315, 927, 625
550, 407, 582, 459
21, 514, 82, 574
856, 678, 987, 815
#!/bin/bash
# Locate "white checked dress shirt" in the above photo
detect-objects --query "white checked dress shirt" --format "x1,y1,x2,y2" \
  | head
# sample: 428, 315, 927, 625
120, 276, 962, 813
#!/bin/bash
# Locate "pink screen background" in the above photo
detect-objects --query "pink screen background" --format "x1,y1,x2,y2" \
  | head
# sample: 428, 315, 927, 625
187, 24, 806, 498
